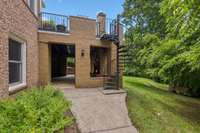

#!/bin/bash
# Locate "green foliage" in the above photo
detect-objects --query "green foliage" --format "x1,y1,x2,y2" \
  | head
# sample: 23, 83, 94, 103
159, 47, 200, 96
67, 57, 75, 67
122, 0, 200, 96
0, 85, 73, 133
43, 20, 56, 26
42, 20, 56, 31
123, 0, 166, 38
160, 0, 200, 40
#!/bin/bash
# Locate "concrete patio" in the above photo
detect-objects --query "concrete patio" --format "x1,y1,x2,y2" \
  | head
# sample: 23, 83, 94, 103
60, 88, 138, 133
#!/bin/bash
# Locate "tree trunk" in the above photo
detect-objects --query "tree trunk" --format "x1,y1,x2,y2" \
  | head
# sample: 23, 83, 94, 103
169, 84, 176, 93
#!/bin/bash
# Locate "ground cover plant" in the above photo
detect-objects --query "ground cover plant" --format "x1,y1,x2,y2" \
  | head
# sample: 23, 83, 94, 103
0, 85, 73, 133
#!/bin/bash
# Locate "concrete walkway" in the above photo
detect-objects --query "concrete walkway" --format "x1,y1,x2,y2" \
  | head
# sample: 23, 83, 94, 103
61, 88, 138, 133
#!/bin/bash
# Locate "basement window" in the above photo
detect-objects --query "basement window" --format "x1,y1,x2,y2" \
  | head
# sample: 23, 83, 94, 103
9, 38, 26, 91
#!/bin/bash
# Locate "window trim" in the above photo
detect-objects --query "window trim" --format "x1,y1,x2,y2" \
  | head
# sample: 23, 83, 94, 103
8, 35, 27, 92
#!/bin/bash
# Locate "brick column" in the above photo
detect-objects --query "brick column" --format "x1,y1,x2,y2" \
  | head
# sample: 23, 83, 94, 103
39, 43, 51, 85
97, 12, 106, 35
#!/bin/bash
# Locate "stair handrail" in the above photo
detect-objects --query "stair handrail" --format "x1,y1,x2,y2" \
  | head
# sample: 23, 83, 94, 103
103, 58, 117, 89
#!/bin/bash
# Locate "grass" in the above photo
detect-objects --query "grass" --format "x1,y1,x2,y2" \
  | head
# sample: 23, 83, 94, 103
124, 76, 200, 133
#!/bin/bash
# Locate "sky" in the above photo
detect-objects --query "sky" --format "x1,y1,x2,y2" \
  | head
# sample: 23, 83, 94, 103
43, 0, 124, 19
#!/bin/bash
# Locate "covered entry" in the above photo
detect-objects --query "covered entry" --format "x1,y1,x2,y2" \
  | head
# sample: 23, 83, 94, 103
51, 44, 75, 87
90, 46, 110, 77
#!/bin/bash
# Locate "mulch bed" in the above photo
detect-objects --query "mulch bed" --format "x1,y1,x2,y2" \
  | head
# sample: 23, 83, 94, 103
64, 111, 80, 133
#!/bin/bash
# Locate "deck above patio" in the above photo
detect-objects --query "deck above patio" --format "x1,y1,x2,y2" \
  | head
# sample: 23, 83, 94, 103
39, 12, 70, 33
38, 12, 120, 42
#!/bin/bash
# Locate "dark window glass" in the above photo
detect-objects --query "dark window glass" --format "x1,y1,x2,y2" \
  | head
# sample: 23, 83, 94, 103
9, 39, 21, 61
9, 39, 22, 84
9, 62, 21, 84
29, 0, 35, 12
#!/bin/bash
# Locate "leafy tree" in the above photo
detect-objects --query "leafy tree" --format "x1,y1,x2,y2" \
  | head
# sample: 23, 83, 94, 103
160, 0, 200, 40
123, 0, 200, 96
122, 0, 166, 78
123, 0, 166, 37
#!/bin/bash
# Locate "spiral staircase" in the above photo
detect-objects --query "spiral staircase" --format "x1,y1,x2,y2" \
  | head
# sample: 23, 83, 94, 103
98, 16, 132, 90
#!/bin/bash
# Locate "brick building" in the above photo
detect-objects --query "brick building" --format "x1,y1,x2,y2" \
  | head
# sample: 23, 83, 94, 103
0, 0, 124, 98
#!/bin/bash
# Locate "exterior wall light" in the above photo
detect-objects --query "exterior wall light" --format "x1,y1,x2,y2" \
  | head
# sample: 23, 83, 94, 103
81, 49, 85, 57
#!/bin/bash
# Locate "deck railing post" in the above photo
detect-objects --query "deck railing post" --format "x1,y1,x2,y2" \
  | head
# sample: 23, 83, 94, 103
39, 12, 69, 33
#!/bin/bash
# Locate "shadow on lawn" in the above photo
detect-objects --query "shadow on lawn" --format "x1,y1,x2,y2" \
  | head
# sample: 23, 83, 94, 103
156, 99, 200, 124
125, 79, 200, 124
125, 80, 169, 95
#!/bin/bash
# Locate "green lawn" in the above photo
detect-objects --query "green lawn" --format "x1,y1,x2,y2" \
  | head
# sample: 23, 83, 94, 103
124, 76, 200, 133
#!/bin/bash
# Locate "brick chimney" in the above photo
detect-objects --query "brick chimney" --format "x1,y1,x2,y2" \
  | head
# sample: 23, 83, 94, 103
97, 12, 106, 35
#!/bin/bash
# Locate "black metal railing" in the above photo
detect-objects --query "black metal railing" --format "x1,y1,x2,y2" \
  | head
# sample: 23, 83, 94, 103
96, 19, 118, 37
39, 12, 69, 33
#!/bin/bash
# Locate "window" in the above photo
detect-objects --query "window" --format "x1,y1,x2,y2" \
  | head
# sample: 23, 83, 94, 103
27, 0, 38, 16
9, 38, 26, 91
30, 0, 35, 11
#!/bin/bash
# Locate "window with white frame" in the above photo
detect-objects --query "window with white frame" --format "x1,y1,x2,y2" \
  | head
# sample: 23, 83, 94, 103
9, 38, 26, 89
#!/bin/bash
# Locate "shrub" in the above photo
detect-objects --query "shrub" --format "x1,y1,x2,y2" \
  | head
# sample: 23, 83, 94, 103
0, 85, 73, 133
43, 20, 55, 26
42, 20, 56, 31
159, 49, 200, 97
67, 57, 75, 67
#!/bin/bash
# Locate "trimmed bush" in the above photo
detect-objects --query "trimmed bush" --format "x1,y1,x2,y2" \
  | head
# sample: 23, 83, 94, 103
0, 85, 73, 133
